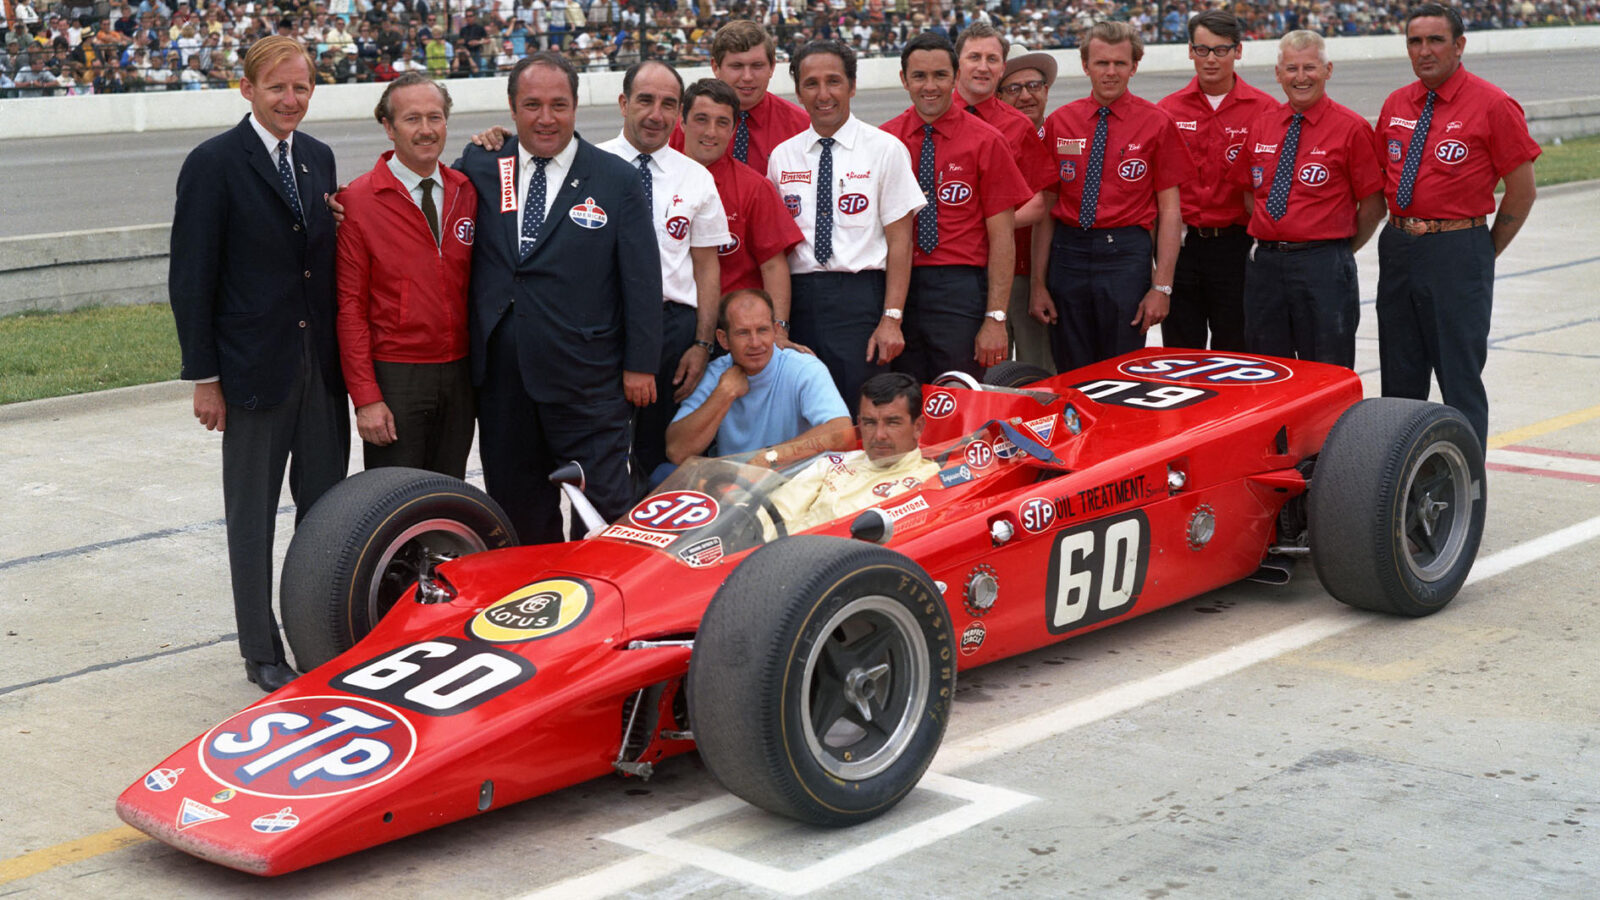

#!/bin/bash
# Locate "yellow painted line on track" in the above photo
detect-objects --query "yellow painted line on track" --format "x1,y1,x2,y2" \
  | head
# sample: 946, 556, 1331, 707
7, 403, 1600, 887
0, 825, 148, 886
1487, 403, 1600, 450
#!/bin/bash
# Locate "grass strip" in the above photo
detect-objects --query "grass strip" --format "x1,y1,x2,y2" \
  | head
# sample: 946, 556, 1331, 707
0, 303, 179, 405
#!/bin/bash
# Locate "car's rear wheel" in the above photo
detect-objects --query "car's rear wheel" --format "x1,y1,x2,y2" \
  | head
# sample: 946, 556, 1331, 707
281, 468, 517, 671
687, 536, 954, 825
983, 361, 1053, 388
1308, 398, 1485, 616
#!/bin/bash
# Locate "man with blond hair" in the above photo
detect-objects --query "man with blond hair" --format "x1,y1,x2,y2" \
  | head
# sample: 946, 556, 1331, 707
169, 34, 349, 692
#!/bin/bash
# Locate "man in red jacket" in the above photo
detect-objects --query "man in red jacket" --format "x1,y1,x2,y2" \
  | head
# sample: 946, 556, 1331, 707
337, 72, 478, 477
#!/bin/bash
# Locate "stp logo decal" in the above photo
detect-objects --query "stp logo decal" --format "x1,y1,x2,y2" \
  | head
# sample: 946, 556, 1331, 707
937, 181, 972, 205
1225, 143, 1243, 163
630, 490, 720, 530
1388, 139, 1404, 162
783, 193, 801, 217
568, 197, 608, 229
1118, 159, 1148, 182
960, 621, 986, 656
1435, 139, 1469, 165
924, 390, 957, 419
717, 234, 741, 256
1119, 353, 1292, 385
469, 579, 593, 643
1020, 497, 1056, 533
665, 215, 690, 240
453, 217, 474, 245
964, 440, 994, 469
199, 695, 417, 799
1297, 163, 1329, 186
1058, 159, 1077, 183
837, 193, 870, 215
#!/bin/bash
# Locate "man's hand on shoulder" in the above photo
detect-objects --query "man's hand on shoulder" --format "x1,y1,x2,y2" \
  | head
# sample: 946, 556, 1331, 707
471, 126, 514, 152
193, 381, 226, 432
326, 182, 351, 224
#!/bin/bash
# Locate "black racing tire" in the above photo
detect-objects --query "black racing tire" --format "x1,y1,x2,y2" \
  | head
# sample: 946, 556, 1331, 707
983, 361, 1053, 389
1308, 398, 1486, 617
686, 536, 955, 826
281, 468, 517, 671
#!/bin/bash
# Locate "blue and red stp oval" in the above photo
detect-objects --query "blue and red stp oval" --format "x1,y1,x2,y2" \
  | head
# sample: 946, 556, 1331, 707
629, 490, 720, 531
199, 695, 417, 800
1117, 353, 1292, 386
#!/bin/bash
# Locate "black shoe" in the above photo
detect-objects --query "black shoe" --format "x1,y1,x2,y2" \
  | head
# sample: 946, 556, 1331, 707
245, 659, 299, 693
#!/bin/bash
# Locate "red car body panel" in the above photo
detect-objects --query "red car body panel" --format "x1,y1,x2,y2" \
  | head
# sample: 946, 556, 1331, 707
117, 349, 1363, 875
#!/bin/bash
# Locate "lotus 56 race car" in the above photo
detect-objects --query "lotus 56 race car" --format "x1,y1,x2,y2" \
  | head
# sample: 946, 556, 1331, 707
116, 349, 1486, 876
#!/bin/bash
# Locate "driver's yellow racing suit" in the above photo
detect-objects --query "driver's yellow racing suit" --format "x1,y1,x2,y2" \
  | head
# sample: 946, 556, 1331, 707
763, 449, 940, 539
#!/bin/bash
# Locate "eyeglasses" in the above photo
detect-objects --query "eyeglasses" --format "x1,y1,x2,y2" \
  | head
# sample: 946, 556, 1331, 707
999, 79, 1047, 97
1190, 43, 1238, 57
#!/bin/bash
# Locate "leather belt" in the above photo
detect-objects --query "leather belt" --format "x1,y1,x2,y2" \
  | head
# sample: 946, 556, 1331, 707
1389, 215, 1488, 236
1186, 224, 1248, 238
1255, 238, 1345, 253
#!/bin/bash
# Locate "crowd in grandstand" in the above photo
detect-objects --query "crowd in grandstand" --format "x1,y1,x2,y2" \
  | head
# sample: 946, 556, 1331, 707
0, 0, 1595, 96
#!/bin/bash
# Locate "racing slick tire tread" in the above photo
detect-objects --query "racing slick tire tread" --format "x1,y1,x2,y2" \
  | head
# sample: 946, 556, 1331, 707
687, 536, 955, 826
983, 361, 1053, 389
1308, 398, 1486, 617
281, 467, 517, 672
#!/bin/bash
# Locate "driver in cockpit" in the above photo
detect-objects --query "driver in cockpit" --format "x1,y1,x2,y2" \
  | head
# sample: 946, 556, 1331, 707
764, 373, 940, 537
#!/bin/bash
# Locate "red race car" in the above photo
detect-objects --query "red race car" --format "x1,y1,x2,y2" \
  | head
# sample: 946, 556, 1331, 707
116, 349, 1486, 876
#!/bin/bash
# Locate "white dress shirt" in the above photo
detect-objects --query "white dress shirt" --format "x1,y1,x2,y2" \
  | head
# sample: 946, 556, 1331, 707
596, 133, 731, 307
766, 114, 925, 275
386, 153, 441, 212
249, 114, 301, 210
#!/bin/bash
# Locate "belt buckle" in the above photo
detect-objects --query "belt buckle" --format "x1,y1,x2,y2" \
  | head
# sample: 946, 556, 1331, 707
1402, 217, 1428, 237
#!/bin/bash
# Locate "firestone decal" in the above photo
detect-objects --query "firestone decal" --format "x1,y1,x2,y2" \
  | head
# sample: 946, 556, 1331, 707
599, 524, 675, 547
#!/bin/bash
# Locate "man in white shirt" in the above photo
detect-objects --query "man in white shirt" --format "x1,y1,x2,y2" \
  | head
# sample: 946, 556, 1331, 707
598, 59, 731, 487
767, 39, 924, 414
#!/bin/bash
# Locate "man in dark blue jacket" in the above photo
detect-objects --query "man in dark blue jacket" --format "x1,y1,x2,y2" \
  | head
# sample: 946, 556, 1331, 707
169, 35, 350, 692
454, 51, 662, 544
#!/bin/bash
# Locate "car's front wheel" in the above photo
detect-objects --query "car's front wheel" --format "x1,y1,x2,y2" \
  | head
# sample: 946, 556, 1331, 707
281, 468, 517, 671
686, 536, 955, 825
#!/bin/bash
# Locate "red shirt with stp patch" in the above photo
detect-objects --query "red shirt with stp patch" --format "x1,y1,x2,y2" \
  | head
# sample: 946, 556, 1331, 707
881, 104, 1034, 269
1041, 90, 1196, 230
1157, 74, 1278, 228
670, 90, 812, 182
956, 89, 1058, 193
1375, 65, 1541, 219
1226, 94, 1384, 242
706, 152, 804, 293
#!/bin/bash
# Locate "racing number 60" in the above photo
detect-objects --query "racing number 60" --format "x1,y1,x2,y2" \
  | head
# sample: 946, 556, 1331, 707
1045, 512, 1151, 634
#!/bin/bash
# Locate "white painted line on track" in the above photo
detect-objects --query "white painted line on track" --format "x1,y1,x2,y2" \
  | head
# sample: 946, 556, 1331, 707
515, 512, 1600, 900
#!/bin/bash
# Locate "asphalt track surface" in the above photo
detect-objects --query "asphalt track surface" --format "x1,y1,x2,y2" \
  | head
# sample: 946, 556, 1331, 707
1, 47, 1595, 238
4, 173, 1600, 894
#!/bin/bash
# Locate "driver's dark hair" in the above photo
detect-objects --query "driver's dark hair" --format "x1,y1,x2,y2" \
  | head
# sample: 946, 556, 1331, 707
1406, 3, 1463, 39
860, 372, 923, 418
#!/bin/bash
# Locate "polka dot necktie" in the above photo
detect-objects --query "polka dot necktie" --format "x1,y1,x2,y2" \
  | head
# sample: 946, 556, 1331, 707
1266, 112, 1304, 222
916, 123, 938, 254
519, 156, 549, 257
636, 153, 653, 215
1396, 90, 1437, 210
276, 140, 303, 224
1078, 106, 1110, 229
815, 137, 835, 265
732, 110, 751, 164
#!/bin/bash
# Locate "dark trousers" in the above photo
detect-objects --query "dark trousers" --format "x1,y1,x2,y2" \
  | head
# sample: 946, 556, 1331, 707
222, 331, 349, 663
1046, 225, 1152, 373
895, 264, 986, 385
1166, 225, 1251, 351
364, 359, 475, 479
1376, 224, 1494, 447
631, 301, 698, 484
478, 318, 633, 545
1007, 275, 1056, 373
1243, 241, 1359, 369
792, 270, 888, 416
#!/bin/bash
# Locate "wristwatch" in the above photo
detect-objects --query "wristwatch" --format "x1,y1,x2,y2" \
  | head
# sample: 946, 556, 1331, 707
1151, 284, 1173, 296
693, 339, 714, 352
764, 449, 780, 465
881, 308, 903, 321
985, 310, 1007, 323
775, 318, 790, 332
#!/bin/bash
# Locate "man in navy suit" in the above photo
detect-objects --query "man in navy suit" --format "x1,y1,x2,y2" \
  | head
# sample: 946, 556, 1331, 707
169, 35, 350, 692
454, 51, 662, 544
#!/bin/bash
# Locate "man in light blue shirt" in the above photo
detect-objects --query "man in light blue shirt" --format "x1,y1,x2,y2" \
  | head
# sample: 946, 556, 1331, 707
666, 289, 851, 470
